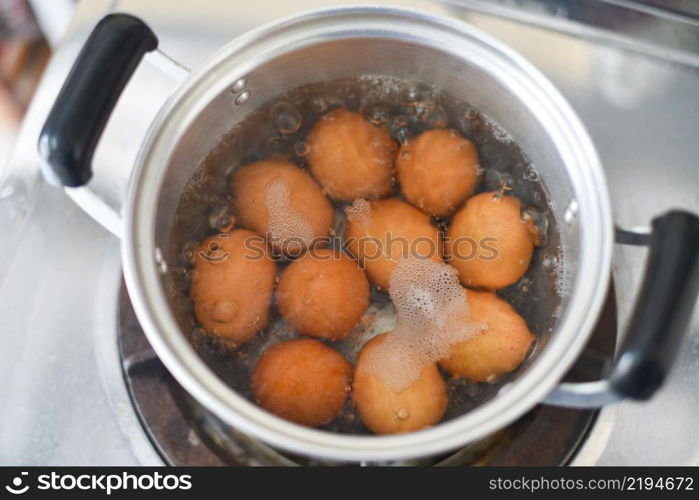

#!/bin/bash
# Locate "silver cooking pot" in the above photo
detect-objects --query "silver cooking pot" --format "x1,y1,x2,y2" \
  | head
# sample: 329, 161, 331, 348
38, 6, 699, 462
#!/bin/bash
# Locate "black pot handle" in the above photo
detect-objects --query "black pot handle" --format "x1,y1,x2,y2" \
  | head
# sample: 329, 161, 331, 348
38, 14, 158, 187
609, 211, 699, 399
545, 210, 699, 407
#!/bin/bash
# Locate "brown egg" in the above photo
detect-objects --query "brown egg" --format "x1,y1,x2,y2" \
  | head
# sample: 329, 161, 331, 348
191, 229, 277, 345
353, 334, 448, 435
397, 129, 480, 216
306, 108, 398, 201
445, 192, 539, 290
344, 198, 442, 290
277, 248, 370, 341
251, 339, 351, 427
439, 290, 534, 381
231, 159, 334, 256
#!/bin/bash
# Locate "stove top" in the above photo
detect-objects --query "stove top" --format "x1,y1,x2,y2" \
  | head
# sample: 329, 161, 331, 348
1, 0, 698, 465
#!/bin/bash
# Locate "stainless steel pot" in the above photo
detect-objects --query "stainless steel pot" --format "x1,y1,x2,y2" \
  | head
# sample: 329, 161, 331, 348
38, 6, 699, 462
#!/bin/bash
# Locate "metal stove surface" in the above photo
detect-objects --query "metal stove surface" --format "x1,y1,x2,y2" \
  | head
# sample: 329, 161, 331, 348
1, 0, 698, 465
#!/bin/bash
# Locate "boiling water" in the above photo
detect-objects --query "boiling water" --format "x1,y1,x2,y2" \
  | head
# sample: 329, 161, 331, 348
167, 76, 563, 435
364, 257, 484, 393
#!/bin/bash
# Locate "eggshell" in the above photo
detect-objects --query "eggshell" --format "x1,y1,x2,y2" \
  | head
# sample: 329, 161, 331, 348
251, 339, 351, 427
231, 159, 333, 256
397, 129, 479, 216
445, 192, 539, 290
191, 229, 276, 344
344, 198, 442, 290
277, 248, 370, 340
306, 108, 398, 201
353, 334, 447, 434
439, 290, 534, 382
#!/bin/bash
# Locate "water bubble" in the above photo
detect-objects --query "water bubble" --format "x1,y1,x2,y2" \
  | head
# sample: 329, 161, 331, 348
521, 206, 549, 245
542, 254, 559, 269
499, 173, 514, 192
404, 82, 433, 102
482, 168, 503, 191
234, 90, 251, 105
427, 104, 448, 128
393, 115, 408, 127
321, 96, 344, 112
492, 126, 512, 144
400, 150, 412, 161
181, 240, 199, 264
455, 116, 470, 135
365, 103, 389, 125
264, 134, 287, 153
293, 141, 310, 157
184, 269, 196, 284
270, 101, 302, 134
311, 96, 328, 113
216, 215, 235, 233
470, 115, 483, 134
522, 164, 539, 181
517, 277, 533, 295
412, 99, 436, 122
389, 115, 410, 144
396, 408, 409, 420
345, 91, 359, 109
465, 381, 479, 398
209, 204, 235, 232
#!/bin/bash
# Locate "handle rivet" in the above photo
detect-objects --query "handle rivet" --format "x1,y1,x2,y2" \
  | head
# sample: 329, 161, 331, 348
234, 90, 251, 105
230, 78, 247, 93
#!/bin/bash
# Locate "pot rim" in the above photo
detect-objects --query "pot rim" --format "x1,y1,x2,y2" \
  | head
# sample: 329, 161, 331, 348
122, 4, 613, 462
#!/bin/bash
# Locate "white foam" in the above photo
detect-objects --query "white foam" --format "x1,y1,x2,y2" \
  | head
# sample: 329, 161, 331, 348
263, 176, 315, 250
485, 116, 513, 144
553, 249, 571, 297
345, 198, 372, 228
363, 257, 483, 392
